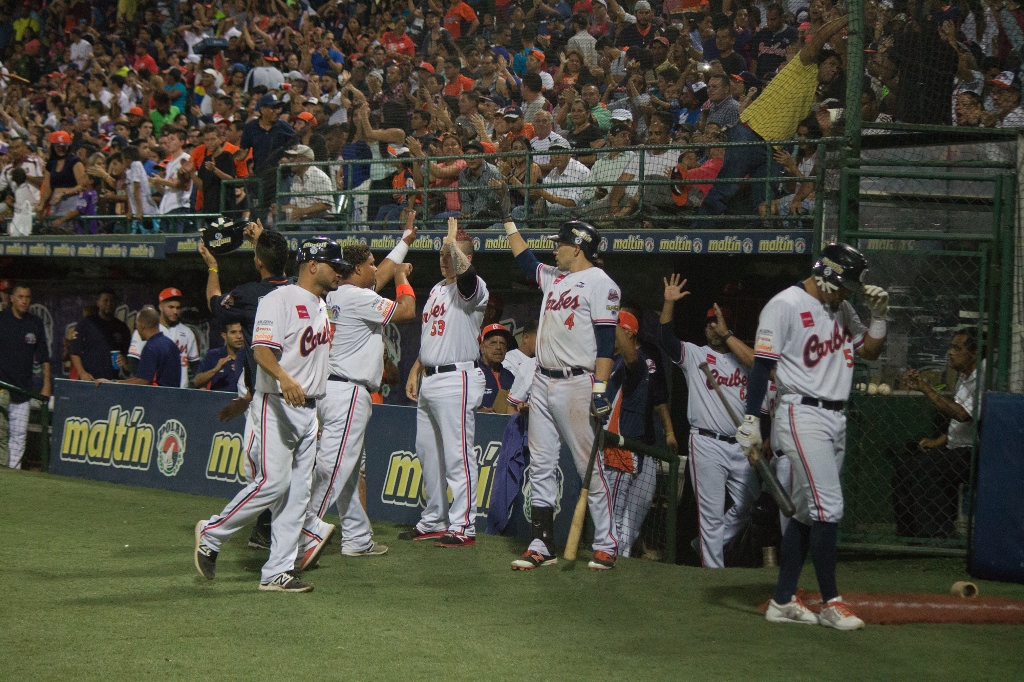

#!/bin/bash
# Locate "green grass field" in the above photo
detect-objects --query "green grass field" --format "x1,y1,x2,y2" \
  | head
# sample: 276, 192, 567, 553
4, 468, 1024, 681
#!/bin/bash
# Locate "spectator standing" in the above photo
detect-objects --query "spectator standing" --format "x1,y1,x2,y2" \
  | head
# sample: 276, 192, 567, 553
100, 307, 181, 388
457, 139, 503, 227
69, 290, 131, 382
751, 4, 798, 83
244, 49, 286, 92
36, 131, 88, 231
567, 13, 599, 67
898, 332, 979, 538
444, 0, 480, 42
193, 321, 245, 392
6, 168, 35, 236
0, 139, 44, 195
0, 284, 50, 469
616, 0, 660, 50
237, 94, 298, 222
123, 146, 160, 234
149, 90, 180, 138
715, 25, 748, 76
195, 125, 237, 215
152, 127, 194, 233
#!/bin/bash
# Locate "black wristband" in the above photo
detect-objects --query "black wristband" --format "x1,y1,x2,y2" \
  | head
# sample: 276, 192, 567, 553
721, 331, 733, 343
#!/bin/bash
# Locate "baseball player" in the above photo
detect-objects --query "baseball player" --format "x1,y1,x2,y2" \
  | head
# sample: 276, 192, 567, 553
503, 215, 620, 571
660, 276, 757, 568
127, 287, 199, 388
199, 220, 291, 550
194, 237, 345, 593
737, 243, 888, 630
296, 235, 417, 567
402, 217, 488, 547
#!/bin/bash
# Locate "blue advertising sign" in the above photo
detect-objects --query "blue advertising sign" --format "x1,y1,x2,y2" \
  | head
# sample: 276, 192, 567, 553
49, 381, 584, 542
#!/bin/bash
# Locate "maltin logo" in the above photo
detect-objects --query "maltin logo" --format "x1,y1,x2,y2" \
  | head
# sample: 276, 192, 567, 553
156, 420, 187, 477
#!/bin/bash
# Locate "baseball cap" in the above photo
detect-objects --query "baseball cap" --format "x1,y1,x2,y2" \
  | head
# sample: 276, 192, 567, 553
609, 121, 632, 136
296, 111, 317, 126
224, 27, 243, 39
479, 323, 517, 347
0, 279, 12, 292
529, 49, 546, 63
706, 305, 734, 328
285, 70, 307, 81
618, 311, 639, 335
48, 130, 72, 145
502, 105, 523, 119
653, 36, 669, 46
229, 62, 248, 73
610, 108, 633, 122
256, 93, 284, 110
128, 106, 145, 116
284, 144, 315, 160
202, 68, 219, 79
989, 71, 1019, 90
464, 139, 485, 153
159, 287, 183, 302
261, 48, 279, 61
634, 0, 652, 10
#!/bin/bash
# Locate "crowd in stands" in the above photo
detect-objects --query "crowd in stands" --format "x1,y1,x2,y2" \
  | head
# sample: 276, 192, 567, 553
0, 0, 1022, 236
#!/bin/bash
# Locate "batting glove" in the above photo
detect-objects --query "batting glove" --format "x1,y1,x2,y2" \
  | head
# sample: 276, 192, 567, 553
735, 414, 762, 450
863, 285, 889, 319
591, 381, 611, 421
499, 183, 514, 224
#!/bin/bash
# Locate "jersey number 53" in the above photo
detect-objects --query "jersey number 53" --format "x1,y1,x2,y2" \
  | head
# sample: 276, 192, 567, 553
429, 319, 446, 337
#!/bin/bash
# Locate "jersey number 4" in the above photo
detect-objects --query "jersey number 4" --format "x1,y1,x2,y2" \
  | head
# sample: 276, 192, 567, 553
430, 320, 446, 337
564, 313, 575, 330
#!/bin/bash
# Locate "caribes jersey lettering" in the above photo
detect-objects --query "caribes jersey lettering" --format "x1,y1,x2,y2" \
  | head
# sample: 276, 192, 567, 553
674, 343, 749, 435
300, 323, 332, 357
418, 277, 489, 367
251, 283, 332, 398
534, 264, 620, 372
802, 320, 854, 367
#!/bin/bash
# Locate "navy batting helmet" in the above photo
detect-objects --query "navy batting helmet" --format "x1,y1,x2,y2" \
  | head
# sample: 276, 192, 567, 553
296, 237, 349, 269
547, 220, 601, 261
812, 243, 868, 293
200, 216, 247, 255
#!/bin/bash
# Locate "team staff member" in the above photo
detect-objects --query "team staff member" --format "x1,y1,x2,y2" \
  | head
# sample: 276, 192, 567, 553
200, 221, 291, 550
404, 218, 489, 547
297, 239, 416, 568
0, 283, 50, 469
127, 288, 199, 388
195, 237, 345, 594
96, 307, 181, 388
503, 212, 621, 571
738, 243, 888, 631
69, 290, 130, 382
479, 323, 516, 413
602, 311, 664, 558
193, 321, 245, 392
660, 277, 756, 569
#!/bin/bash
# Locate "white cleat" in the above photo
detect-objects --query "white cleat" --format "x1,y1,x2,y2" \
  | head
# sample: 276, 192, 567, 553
818, 597, 866, 631
765, 596, 820, 624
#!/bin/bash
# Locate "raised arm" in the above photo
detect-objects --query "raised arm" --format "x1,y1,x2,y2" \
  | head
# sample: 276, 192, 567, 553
375, 210, 418, 290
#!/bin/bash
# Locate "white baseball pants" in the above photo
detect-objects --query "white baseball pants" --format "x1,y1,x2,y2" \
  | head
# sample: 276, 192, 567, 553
201, 392, 318, 582
772, 399, 847, 526
528, 372, 617, 555
414, 368, 486, 536
302, 380, 375, 553
605, 454, 657, 558
2, 398, 30, 469
772, 450, 793, 535
689, 430, 758, 568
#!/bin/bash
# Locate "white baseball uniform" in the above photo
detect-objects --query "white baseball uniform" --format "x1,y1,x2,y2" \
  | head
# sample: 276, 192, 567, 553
128, 323, 198, 388
527, 262, 620, 556
667, 338, 756, 568
199, 284, 331, 583
413, 276, 488, 537
506, 356, 537, 408
763, 380, 793, 534
301, 284, 398, 554
754, 285, 866, 525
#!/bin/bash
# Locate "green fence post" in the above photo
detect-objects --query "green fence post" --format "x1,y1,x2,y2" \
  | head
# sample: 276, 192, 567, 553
842, 0, 865, 240
998, 173, 1015, 390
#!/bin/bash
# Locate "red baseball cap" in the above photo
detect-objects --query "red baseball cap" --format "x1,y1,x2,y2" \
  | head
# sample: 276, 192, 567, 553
48, 130, 72, 145
529, 49, 545, 63
479, 323, 516, 347
0, 279, 12, 292
707, 305, 734, 328
418, 61, 435, 73
159, 287, 183, 302
128, 106, 145, 116
296, 111, 317, 126
618, 311, 639, 335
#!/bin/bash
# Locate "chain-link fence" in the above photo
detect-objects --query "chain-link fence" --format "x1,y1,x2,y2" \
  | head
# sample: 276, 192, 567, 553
830, 131, 1017, 552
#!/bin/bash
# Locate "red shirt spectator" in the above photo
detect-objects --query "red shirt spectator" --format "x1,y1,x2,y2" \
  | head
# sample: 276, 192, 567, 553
382, 27, 416, 56
133, 51, 159, 75
444, 0, 478, 40
443, 73, 475, 96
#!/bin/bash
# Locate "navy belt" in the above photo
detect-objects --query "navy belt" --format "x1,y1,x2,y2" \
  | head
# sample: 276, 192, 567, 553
537, 366, 587, 379
328, 374, 370, 390
800, 396, 845, 412
273, 394, 317, 408
697, 428, 737, 444
423, 361, 479, 376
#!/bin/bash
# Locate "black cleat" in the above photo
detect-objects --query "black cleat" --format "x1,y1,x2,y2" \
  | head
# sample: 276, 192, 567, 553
194, 520, 218, 580
259, 571, 313, 593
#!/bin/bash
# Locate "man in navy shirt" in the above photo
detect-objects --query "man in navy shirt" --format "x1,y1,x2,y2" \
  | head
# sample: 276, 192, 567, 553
0, 283, 51, 469
96, 307, 180, 388
751, 4, 799, 83
193, 321, 245, 392
236, 94, 297, 220
479, 324, 516, 413
69, 289, 131, 382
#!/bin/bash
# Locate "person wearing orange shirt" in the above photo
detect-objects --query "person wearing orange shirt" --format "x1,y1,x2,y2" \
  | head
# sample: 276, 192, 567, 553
443, 0, 479, 41
382, 17, 416, 58
442, 60, 475, 96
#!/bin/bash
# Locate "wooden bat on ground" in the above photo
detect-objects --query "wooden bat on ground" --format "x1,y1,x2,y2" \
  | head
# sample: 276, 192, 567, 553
563, 416, 605, 561
698, 361, 796, 518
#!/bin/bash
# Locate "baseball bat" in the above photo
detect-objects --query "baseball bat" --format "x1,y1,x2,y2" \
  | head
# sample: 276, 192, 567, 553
698, 362, 796, 518
564, 416, 604, 561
